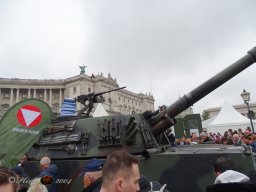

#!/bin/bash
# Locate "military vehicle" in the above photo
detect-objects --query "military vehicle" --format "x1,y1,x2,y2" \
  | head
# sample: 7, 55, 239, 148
1, 47, 256, 192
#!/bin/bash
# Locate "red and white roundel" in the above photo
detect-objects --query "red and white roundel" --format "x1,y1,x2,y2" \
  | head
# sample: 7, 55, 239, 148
16, 105, 42, 128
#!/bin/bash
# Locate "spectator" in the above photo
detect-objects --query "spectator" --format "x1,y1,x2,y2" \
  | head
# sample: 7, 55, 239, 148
199, 132, 214, 144
244, 129, 251, 136
27, 178, 47, 192
11, 165, 28, 192
38, 156, 58, 192
81, 158, 103, 192
100, 150, 140, 192
242, 135, 251, 145
232, 134, 242, 146
250, 134, 256, 152
238, 128, 243, 135
190, 134, 198, 144
213, 157, 249, 184
246, 126, 252, 132
81, 157, 168, 192
11, 165, 28, 178
18, 155, 27, 168
206, 156, 255, 192
0, 166, 17, 192
214, 134, 222, 144
228, 129, 233, 135
139, 175, 168, 192
221, 137, 228, 145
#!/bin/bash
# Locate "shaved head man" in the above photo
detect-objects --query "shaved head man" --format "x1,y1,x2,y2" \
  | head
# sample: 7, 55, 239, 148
100, 151, 140, 192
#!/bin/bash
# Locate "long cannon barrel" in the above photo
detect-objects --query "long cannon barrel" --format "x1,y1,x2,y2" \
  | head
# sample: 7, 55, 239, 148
151, 47, 256, 135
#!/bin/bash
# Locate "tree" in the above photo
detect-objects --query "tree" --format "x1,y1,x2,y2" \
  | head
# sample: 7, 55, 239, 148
202, 110, 210, 120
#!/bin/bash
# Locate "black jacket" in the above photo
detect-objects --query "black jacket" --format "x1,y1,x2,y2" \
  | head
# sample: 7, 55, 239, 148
82, 178, 102, 192
206, 182, 256, 192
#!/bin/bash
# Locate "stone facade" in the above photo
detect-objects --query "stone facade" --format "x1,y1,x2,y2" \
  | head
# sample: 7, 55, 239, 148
0, 73, 155, 118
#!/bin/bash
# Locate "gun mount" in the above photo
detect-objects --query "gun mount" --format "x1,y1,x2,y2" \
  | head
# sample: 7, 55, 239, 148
5, 47, 256, 192
74, 86, 126, 118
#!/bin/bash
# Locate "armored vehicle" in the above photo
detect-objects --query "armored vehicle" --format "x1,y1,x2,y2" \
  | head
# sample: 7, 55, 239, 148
1, 47, 256, 192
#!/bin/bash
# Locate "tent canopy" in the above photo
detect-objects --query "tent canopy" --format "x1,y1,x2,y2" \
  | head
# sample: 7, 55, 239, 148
92, 103, 109, 117
205, 100, 256, 134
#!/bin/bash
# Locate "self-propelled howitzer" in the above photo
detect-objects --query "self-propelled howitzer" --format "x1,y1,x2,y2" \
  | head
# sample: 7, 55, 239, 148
23, 47, 256, 192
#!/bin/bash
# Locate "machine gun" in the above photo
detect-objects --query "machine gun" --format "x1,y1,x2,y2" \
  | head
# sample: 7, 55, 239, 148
75, 86, 126, 118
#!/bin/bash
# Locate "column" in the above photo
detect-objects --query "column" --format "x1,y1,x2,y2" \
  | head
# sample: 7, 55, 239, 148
10, 88, 13, 106
59, 89, 62, 107
33, 89, 36, 98
49, 89, 52, 107
28, 89, 31, 98
44, 89, 47, 102
16, 89, 19, 103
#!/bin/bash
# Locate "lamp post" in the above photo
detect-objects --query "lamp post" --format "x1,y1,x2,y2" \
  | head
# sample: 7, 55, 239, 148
241, 89, 255, 133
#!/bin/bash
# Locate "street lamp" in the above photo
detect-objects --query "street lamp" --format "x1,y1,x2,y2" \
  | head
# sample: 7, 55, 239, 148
241, 89, 255, 133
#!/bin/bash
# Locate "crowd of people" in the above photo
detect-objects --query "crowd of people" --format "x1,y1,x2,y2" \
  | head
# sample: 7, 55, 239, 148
0, 156, 57, 192
74, 151, 256, 192
173, 127, 256, 151
0, 151, 168, 192
1, 149, 256, 192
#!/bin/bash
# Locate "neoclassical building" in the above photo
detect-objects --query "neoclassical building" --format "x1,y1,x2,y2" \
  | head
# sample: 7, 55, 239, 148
0, 73, 155, 118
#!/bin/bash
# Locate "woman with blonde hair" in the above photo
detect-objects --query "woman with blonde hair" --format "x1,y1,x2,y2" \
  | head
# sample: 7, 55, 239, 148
27, 178, 48, 192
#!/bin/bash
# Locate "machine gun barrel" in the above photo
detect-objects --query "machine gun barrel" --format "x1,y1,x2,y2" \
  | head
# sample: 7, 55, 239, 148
151, 47, 256, 136
75, 86, 126, 104
94, 86, 126, 97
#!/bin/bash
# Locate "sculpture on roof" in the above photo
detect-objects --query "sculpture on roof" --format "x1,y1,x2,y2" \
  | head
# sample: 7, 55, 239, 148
79, 65, 87, 75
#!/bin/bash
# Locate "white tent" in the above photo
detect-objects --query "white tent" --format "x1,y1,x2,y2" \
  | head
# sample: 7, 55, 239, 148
205, 100, 256, 135
92, 103, 109, 117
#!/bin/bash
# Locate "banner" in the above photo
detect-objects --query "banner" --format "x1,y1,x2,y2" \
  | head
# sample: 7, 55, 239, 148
0, 98, 52, 167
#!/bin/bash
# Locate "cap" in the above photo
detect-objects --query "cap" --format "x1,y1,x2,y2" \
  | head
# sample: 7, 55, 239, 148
80, 158, 104, 177
84, 158, 103, 172
11, 165, 28, 177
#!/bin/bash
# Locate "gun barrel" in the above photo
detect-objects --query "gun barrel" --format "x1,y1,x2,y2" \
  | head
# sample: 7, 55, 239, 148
151, 47, 256, 135
94, 86, 126, 97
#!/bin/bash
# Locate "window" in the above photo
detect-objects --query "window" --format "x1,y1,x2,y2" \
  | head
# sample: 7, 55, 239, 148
54, 94, 59, 99
88, 87, 91, 93
73, 87, 77, 94
4, 93, 9, 98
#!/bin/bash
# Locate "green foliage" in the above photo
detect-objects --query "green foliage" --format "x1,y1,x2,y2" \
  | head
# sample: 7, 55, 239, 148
202, 110, 210, 120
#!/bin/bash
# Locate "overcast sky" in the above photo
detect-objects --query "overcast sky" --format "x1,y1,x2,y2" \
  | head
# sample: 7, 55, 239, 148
0, 0, 256, 115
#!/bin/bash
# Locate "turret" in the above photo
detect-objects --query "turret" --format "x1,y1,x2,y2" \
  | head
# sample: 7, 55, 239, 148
150, 47, 256, 136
